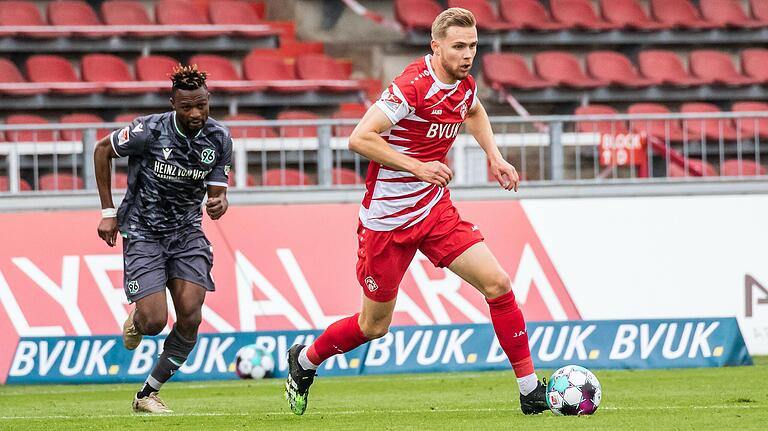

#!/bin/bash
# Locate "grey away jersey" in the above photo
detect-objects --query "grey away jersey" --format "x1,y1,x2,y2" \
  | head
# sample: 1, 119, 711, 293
110, 112, 232, 236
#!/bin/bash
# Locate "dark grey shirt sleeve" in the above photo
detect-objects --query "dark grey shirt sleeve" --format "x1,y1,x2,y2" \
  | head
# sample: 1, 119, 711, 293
110, 118, 150, 157
205, 132, 232, 187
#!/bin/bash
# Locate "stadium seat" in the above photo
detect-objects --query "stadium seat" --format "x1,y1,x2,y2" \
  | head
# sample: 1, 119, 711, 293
600, 0, 668, 30
295, 54, 359, 92
628, 103, 687, 141
242, 55, 317, 93
113, 172, 129, 189
188, 54, 263, 92
101, 1, 175, 37
156, 0, 227, 38
741, 49, 768, 84
332, 104, 368, 136
81, 54, 152, 94
331, 167, 364, 185
549, 0, 619, 31
114, 113, 144, 124
0, 58, 48, 95
227, 171, 259, 187
447, 0, 517, 30
5, 114, 55, 141
25, 55, 104, 95
38, 173, 85, 191
700, 0, 763, 28
650, 0, 719, 29
47, 1, 122, 38
667, 159, 718, 177
277, 110, 319, 138
0, 176, 33, 191
395, 0, 444, 31
262, 168, 315, 186
0, 1, 69, 38
498, 0, 566, 31
224, 113, 277, 138
681, 102, 740, 140
638, 50, 711, 87
586, 51, 660, 87
534, 52, 606, 89
732, 101, 768, 139
689, 50, 761, 86
59, 113, 109, 141
482, 53, 552, 90
136, 55, 178, 83
751, 0, 768, 24
721, 159, 767, 176
209, 0, 271, 37
574, 105, 628, 134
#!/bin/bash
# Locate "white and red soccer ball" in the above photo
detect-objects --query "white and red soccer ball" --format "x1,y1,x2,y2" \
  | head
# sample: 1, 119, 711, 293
235, 344, 275, 379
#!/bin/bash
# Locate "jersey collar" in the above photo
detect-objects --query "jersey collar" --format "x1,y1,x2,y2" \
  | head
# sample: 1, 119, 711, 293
424, 55, 459, 91
172, 111, 203, 140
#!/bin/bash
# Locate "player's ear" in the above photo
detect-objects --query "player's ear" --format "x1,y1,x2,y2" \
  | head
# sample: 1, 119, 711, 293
430, 39, 440, 56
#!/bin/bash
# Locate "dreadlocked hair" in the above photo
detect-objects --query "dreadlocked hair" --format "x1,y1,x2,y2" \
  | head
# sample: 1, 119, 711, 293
170, 64, 208, 91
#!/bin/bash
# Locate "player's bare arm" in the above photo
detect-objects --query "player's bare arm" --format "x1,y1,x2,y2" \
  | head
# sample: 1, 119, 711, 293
464, 99, 520, 192
349, 107, 453, 187
94, 135, 120, 247
206, 185, 228, 220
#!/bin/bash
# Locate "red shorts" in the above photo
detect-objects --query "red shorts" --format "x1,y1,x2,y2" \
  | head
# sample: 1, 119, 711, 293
356, 199, 484, 302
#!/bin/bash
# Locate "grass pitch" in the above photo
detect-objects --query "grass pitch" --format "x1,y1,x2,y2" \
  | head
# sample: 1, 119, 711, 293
1, 357, 765, 431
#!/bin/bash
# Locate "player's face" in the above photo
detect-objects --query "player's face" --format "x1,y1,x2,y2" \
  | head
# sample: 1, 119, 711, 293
434, 26, 478, 81
171, 87, 210, 134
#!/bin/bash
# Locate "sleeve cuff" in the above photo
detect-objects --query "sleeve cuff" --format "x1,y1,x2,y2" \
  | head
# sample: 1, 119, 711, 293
205, 181, 229, 188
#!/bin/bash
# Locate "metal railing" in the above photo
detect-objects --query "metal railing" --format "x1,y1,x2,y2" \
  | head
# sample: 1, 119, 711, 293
1, 111, 767, 194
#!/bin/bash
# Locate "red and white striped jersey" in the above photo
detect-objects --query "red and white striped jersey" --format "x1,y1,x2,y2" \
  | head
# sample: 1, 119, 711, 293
359, 54, 478, 231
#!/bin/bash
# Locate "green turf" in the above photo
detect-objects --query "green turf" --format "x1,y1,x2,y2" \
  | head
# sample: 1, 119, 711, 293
1, 357, 765, 430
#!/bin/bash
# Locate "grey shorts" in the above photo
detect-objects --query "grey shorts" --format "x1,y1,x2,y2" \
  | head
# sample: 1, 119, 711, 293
122, 227, 215, 303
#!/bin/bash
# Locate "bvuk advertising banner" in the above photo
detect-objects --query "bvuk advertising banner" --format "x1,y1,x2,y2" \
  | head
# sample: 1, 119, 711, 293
0, 195, 765, 383
6, 318, 751, 384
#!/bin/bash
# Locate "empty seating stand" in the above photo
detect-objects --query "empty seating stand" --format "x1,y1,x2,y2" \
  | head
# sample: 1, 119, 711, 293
586, 51, 659, 87
628, 103, 687, 141
638, 50, 711, 86
689, 50, 761, 86
448, 0, 517, 31
700, 0, 764, 29
25, 55, 104, 94
550, 0, 619, 31
534, 52, 606, 88
499, 0, 566, 31
48, 1, 122, 38
482, 53, 551, 89
599, 0, 668, 30
188, 54, 264, 92
395, 0, 444, 31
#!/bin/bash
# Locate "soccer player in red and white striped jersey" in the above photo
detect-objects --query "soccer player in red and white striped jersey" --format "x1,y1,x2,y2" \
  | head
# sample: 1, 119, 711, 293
285, 8, 548, 416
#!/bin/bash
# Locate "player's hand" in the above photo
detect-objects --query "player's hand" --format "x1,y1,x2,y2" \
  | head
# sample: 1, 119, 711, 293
490, 158, 520, 192
206, 196, 228, 220
413, 161, 453, 187
97, 217, 119, 247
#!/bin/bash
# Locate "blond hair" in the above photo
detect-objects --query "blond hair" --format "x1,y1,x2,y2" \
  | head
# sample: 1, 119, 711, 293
431, 7, 476, 40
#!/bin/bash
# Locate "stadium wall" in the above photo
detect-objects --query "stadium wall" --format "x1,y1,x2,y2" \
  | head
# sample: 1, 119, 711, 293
0, 186, 765, 384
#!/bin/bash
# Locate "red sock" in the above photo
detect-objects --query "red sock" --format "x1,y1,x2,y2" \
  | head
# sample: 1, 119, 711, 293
487, 290, 535, 377
306, 313, 369, 366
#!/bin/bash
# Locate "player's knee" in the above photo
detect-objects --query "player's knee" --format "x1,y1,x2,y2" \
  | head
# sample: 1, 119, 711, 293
483, 272, 512, 299
360, 321, 390, 340
140, 318, 166, 336
176, 309, 202, 333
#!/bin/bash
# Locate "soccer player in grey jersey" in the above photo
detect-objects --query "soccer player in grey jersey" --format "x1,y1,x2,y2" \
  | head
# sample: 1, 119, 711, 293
94, 65, 232, 413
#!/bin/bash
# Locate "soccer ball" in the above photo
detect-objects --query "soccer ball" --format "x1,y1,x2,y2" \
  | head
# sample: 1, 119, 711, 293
235, 344, 275, 379
546, 365, 602, 416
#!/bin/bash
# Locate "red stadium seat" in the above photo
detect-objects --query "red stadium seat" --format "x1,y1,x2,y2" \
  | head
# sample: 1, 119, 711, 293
448, 0, 517, 30
295, 54, 359, 92
0, 1, 69, 38
25, 55, 104, 94
638, 50, 711, 87
0, 176, 33, 191
224, 113, 277, 138
628, 103, 686, 142
550, 0, 619, 31
101, 1, 175, 37
395, 0, 444, 31
667, 159, 718, 177
242, 54, 318, 93
5, 114, 55, 141
574, 105, 627, 134
189, 54, 263, 92
331, 167, 364, 185
600, 0, 668, 30
741, 49, 768, 84
751, 0, 768, 23
39, 173, 84, 191
59, 113, 109, 141
114, 113, 144, 124
113, 172, 129, 189
721, 159, 767, 176
681, 102, 740, 140
482, 53, 552, 89
732, 101, 768, 139
534, 52, 606, 89
277, 110, 319, 138
209, 0, 268, 37
689, 50, 761, 86
136, 55, 178, 83
156, 0, 227, 38
586, 51, 660, 87
262, 168, 315, 186
700, 0, 763, 28
227, 171, 259, 187
332, 104, 367, 136
48, 0, 122, 38
82, 54, 153, 94
650, 0, 719, 29
499, 0, 566, 31
0, 58, 47, 95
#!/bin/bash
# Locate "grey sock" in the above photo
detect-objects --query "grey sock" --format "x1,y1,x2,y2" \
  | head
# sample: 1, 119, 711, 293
137, 326, 196, 398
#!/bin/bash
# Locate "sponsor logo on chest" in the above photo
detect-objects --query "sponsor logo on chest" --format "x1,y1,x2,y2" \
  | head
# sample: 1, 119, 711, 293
426, 122, 461, 139
153, 160, 210, 181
